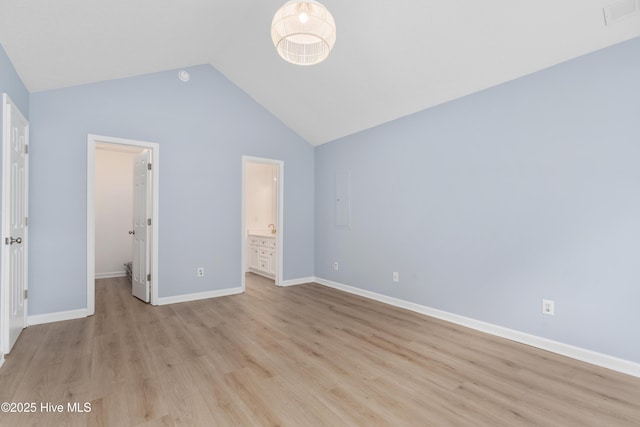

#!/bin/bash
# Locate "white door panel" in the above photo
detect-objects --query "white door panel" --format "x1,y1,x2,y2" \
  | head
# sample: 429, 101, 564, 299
2, 94, 28, 354
132, 150, 151, 302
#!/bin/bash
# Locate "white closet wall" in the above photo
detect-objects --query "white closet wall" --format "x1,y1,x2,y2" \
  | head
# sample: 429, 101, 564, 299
95, 148, 136, 278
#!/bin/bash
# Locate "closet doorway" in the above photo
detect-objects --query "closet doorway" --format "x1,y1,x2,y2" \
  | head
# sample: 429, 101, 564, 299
241, 156, 283, 290
87, 135, 159, 314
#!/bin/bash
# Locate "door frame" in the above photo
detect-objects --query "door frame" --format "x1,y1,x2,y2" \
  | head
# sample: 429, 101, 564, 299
1, 93, 29, 355
241, 156, 284, 290
87, 134, 160, 313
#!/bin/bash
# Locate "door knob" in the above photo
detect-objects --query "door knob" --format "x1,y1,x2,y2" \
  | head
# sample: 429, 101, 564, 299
128, 230, 135, 235
5, 237, 22, 245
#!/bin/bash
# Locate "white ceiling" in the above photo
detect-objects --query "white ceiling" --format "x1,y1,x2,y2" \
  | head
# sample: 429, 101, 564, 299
0, 0, 638, 145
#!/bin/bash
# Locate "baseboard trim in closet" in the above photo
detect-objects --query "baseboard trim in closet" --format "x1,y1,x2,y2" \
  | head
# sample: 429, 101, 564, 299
95, 271, 127, 279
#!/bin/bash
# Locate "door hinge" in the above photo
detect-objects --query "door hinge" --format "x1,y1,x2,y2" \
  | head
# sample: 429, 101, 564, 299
147, 218, 151, 226
24, 289, 28, 299
24, 216, 28, 227
4, 237, 8, 245
147, 163, 152, 171
147, 273, 151, 282
24, 144, 29, 154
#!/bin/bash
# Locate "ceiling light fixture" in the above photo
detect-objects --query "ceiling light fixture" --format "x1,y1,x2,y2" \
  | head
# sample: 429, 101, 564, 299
271, 0, 336, 66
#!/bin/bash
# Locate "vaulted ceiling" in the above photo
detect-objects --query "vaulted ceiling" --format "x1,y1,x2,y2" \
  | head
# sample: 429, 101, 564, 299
1, 0, 638, 145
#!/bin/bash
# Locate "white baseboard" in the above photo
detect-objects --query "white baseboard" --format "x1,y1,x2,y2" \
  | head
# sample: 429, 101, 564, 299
157, 286, 243, 306
313, 277, 640, 378
23, 282, 269, 325
279, 276, 315, 287
95, 271, 127, 279
0, 353, 4, 369
28, 308, 88, 326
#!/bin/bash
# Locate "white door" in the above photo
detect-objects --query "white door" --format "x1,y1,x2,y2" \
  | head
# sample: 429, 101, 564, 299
2, 94, 29, 353
131, 150, 151, 302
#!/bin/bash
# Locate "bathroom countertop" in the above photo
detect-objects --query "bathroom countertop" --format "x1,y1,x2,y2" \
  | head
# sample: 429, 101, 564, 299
248, 233, 276, 238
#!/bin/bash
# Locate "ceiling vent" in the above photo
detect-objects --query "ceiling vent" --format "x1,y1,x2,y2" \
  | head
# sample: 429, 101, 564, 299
603, 0, 640, 25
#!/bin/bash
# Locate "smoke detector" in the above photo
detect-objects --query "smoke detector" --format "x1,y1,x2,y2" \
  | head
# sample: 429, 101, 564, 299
178, 70, 190, 82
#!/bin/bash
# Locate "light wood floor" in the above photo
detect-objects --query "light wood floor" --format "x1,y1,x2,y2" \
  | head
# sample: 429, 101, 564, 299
0, 274, 639, 426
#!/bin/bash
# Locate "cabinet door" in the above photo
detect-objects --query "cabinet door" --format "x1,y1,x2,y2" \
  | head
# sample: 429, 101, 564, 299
249, 246, 260, 270
268, 251, 276, 275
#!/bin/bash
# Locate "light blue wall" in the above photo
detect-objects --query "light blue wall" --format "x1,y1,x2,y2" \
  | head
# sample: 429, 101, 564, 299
7, 33, 640, 364
28, 64, 314, 314
315, 37, 640, 363
0, 43, 29, 118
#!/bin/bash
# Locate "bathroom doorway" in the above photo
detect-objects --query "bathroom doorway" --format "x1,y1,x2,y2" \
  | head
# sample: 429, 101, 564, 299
241, 156, 283, 290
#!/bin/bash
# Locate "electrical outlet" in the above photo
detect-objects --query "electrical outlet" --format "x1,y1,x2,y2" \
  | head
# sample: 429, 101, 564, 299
197, 267, 204, 277
542, 299, 554, 316
333, 262, 339, 271
393, 272, 399, 283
